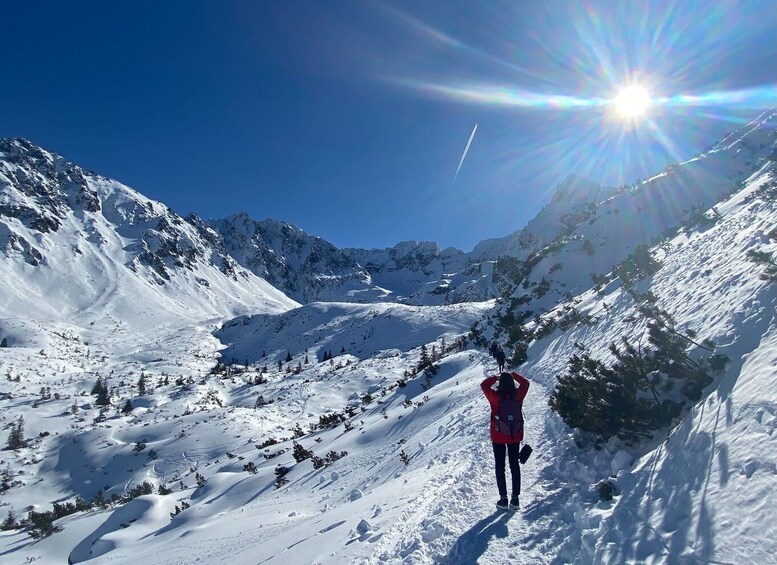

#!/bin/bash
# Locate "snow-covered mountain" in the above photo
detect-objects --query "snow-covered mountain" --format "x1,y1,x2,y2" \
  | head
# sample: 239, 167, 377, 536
343, 241, 498, 305
337, 176, 617, 305
471, 173, 613, 261
0, 109, 776, 564
346, 112, 776, 306
5, 105, 774, 317
207, 213, 390, 304
0, 138, 297, 325
481, 111, 777, 314
0, 138, 490, 307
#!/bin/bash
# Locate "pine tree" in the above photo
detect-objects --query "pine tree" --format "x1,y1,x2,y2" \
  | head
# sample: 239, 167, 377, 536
121, 400, 133, 415
5, 416, 26, 450
0, 337, 8, 348
1, 465, 14, 492
0, 510, 17, 530
95, 379, 110, 406
92, 489, 107, 510
285, 351, 292, 363
137, 373, 147, 396
418, 344, 430, 371
91, 376, 105, 396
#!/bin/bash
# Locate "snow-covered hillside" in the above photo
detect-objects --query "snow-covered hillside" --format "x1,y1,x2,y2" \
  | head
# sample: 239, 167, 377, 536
0, 138, 298, 324
521, 165, 777, 563
216, 300, 493, 365
1, 110, 776, 564
484, 110, 777, 317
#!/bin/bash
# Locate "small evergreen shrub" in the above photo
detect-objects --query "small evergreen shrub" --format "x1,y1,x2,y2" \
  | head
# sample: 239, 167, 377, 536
550, 305, 728, 443
292, 441, 313, 463
291, 424, 305, 439
26, 510, 61, 538
615, 244, 661, 288
274, 466, 289, 488
1, 510, 18, 531
170, 501, 190, 518
243, 461, 258, 474
315, 412, 345, 429
124, 481, 154, 501
747, 249, 777, 282
256, 437, 279, 449
121, 399, 133, 415
5, 416, 26, 450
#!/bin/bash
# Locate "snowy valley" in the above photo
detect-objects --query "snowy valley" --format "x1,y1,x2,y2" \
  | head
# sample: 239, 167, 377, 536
1, 110, 776, 564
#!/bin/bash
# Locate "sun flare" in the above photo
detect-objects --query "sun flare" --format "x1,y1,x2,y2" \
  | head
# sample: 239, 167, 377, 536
612, 84, 651, 119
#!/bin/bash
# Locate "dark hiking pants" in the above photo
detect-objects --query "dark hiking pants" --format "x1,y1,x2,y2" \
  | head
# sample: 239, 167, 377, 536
492, 442, 521, 498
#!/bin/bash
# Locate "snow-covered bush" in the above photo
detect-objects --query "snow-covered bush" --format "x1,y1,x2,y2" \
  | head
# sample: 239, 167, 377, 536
549, 307, 728, 443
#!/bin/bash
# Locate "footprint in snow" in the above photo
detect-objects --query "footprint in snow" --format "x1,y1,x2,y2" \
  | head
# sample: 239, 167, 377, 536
741, 459, 760, 478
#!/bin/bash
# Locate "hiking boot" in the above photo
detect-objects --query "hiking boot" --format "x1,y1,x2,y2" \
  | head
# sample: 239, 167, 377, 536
509, 497, 519, 510
496, 498, 509, 510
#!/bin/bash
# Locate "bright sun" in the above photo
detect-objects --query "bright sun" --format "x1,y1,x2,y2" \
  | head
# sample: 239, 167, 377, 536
612, 84, 651, 119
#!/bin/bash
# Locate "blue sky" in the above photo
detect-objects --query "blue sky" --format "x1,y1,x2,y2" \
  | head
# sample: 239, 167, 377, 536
2, 1, 775, 251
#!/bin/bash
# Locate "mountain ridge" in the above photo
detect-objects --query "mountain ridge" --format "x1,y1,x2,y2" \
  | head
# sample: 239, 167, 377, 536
5, 109, 775, 312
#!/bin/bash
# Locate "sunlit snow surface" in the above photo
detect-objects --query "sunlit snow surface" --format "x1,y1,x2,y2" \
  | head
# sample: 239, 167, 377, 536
1, 114, 776, 563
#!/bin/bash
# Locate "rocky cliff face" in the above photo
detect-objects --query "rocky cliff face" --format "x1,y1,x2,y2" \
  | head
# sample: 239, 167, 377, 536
208, 213, 389, 303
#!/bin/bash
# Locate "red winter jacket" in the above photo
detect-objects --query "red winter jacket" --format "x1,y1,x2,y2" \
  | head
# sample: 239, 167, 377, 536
481, 373, 530, 444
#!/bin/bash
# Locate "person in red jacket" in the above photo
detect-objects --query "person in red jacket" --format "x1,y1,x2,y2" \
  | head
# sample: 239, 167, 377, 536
481, 371, 530, 510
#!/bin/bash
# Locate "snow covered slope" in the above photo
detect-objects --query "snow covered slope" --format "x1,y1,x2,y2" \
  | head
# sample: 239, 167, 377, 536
521, 163, 777, 564
0, 138, 298, 325
3, 159, 773, 563
216, 300, 493, 365
485, 110, 777, 317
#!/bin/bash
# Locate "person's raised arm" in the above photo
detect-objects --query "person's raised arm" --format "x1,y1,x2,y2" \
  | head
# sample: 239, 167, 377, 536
480, 375, 498, 395
511, 372, 530, 402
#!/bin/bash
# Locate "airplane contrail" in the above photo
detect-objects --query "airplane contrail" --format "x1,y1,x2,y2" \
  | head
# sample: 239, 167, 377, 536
453, 123, 478, 183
